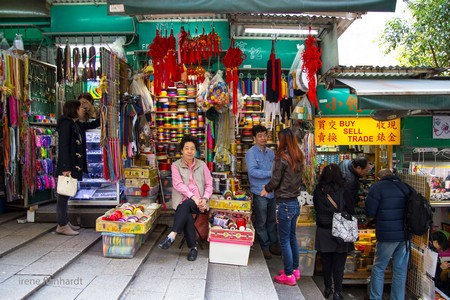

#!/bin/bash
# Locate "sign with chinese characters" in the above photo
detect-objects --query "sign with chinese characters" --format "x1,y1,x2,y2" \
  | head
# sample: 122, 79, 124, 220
314, 117, 401, 145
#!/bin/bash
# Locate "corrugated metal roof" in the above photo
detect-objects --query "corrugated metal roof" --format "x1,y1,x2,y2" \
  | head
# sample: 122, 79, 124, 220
321, 65, 444, 89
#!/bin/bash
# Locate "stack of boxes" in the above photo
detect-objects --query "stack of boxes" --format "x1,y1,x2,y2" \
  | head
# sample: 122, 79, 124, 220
124, 167, 160, 203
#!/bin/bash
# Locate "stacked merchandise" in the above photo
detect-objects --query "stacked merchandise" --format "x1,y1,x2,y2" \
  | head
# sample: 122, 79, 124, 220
297, 192, 317, 276
208, 177, 255, 266
153, 83, 205, 205
96, 202, 161, 258
123, 166, 160, 203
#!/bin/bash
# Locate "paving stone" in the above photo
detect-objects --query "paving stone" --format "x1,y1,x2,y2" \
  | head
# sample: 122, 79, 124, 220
0, 263, 24, 284
52, 229, 100, 252
172, 255, 208, 279
0, 274, 48, 300
0, 235, 39, 256
75, 274, 132, 300
0, 245, 55, 266
126, 274, 172, 293
27, 285, 83, 300
18, 251, 80, 275
205, 289, 244, 300
32, 232, 73, 247
121, 289, 165, 300
241, 276, 280, 300
13, 223, 55, 236
164, 278, 206, 300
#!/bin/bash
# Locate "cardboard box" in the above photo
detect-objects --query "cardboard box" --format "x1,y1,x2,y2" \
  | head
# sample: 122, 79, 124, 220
125, 177, 159, 188
209, 241, 252, 266
299, 250, 317, 276
124, 185, 159, 196
124, 167, 158, 179
96, 203, 161, 234
209, 199, 252, 211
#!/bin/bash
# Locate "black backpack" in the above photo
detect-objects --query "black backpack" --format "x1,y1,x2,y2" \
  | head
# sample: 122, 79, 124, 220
393, 181, 434, 236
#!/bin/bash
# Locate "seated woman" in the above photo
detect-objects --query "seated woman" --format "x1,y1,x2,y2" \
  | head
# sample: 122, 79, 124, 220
431, 230, 450, 296
158, 134, 213, 261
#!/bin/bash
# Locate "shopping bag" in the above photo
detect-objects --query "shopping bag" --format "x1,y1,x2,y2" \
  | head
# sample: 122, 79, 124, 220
57, 175, 78, 197
332, 211, 359, 243
327, 192, 358, 243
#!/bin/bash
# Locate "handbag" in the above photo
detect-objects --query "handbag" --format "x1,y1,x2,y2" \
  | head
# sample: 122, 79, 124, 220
327, 191, 359, 243
57, 175, 78, 197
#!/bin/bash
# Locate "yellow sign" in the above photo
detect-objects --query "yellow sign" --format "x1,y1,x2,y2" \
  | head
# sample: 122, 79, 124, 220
314, 117, 401, 145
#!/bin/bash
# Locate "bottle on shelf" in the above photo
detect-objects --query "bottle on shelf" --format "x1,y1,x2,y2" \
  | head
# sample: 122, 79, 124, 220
445, 171, 450, 191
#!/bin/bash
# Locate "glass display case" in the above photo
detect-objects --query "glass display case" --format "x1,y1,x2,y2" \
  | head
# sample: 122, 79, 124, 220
68, 129, 120, 206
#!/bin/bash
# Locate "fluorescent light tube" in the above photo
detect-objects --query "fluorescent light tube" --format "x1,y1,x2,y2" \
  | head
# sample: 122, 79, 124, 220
244, 28, 317, 35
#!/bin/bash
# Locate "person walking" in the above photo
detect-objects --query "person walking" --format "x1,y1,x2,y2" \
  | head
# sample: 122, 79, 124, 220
55, 100, 100, 235
339, 156, 372, 203
261, 128, 303, 286
313, 163, 355, 300
158, 134, 213, 261
245, 124, 278, 259
365, 169, 410, 300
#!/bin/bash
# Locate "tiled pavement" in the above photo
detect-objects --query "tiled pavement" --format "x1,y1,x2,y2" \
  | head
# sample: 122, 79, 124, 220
0, 211, 322, 299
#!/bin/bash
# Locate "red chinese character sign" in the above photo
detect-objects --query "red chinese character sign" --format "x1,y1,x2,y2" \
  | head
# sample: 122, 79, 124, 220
314, 117, 401, 145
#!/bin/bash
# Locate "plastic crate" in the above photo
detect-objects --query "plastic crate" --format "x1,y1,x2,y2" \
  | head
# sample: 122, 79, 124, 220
299, 250, 317, 276
102, 232, 143, 258
296, 222, 316, 251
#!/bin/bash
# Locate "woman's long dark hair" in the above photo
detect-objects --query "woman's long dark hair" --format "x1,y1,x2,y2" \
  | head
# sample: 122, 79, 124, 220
275, 128, 303, 172
317, 163, 345, 194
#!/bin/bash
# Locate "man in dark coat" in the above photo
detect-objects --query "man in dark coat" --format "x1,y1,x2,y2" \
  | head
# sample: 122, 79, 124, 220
365, 169, 410, 300
339, 156, 372, 203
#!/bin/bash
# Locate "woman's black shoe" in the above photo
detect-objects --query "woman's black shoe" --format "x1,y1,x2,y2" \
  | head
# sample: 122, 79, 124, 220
158, 237, 174, 250
187, 248, 198, 261
323, 287, 333, 298
333, 291, 344, 300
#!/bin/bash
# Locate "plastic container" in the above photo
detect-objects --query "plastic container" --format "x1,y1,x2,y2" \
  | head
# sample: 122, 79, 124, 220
102, 232, 143, 258
299, 250, 317, 276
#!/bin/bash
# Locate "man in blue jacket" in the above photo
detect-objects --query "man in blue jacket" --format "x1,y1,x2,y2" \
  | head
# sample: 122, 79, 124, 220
245, 125, 278, 259
365, 169, 410, 300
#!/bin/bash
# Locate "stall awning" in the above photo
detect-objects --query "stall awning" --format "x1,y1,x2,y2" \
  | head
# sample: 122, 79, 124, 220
336, 79, 450, 110
107, 0, 397, 15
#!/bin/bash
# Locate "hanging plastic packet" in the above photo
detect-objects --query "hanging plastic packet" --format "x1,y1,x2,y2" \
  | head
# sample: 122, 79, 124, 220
13, 34, 24, 50
205, 70, 230, 113
0, 33, 10, 50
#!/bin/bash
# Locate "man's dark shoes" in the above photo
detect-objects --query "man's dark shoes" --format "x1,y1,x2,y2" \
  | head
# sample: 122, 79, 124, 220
262, 249, 272, 259
333, 292, 344, 300
269, 243, 282, 256
323, 287, 333, 298
187, 248, 198, 261
159, 237, 174, 250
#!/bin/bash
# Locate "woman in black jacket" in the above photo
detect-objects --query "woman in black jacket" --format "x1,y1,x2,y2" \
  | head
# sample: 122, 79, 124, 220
55, 100, 100, 235
313, 163, 355, 300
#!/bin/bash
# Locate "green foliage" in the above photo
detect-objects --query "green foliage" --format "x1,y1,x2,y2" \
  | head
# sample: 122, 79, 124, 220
380, 0, 450, 70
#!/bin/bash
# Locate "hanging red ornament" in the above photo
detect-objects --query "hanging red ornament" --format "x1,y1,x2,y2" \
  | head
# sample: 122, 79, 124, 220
301, 29, 322, 109
222, 38, 246, 115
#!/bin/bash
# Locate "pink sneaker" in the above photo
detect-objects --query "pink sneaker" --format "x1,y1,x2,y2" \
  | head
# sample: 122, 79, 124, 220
274, 273, 297, 286
278, 269, 301, 280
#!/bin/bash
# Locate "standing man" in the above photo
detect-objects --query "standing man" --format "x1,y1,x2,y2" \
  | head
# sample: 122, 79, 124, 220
339, 156, 372, 203
365, 169, 410, 300
245, 125, 278, 259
